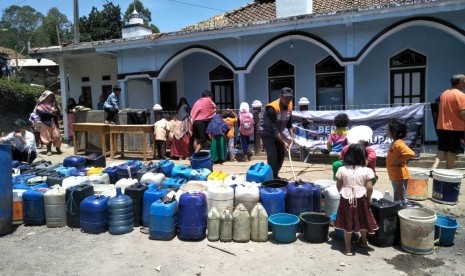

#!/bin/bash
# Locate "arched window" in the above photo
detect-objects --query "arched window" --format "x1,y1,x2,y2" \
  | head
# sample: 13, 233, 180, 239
210, 65, 234, 110
390, 49, 426, 105
268, 60, 295, 102
315, 56, 345, 110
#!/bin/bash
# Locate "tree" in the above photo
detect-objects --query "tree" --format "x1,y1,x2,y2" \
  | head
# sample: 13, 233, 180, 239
124, 0, 160, 33
79, 3, 123, 42
32, 8, 72, 47
0, 5, 43, 51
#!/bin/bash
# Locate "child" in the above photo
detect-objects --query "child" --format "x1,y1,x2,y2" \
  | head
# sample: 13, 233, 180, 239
206, 110, 229, 164
29, 111, 44, 149
166, 114, 176, 154
334, 143, 378, 256
154, 113, 169, 159
238, 102, 254, 160
386, 119, 415, 202
324, 113, 349, 154
222, 109, 238, 161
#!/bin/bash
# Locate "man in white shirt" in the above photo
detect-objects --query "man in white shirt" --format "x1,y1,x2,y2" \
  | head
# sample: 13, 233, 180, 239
0, 119, 37, 163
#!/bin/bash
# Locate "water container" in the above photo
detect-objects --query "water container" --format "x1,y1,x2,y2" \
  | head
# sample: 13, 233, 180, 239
13, 181, 48, 190
88, 173, 110, 184
207, 171, 229, 182
246, 162, 273, 183
142, 185, 169, 227
87, 167, 105, 176
12, 160, 21, 168
115, 178, 138, 194
140, 172, 166, 186
65, 184, 94, 228
207, 185, 234, 214
53, 166, 77, 177
406, 167, 430, 201
23, 188, 50, 225
13, 173, 37, 187
12, 189, 27, 225
207, 207, 220, 241
171, 164, 193, 181
260, 187, 286, 216
235, 184, 260, 214
369, 198, 400, 247
44, 172, 65, 187
220, 209, 233, 242
224, 174, 246, 186
189, 168, 211, 181
178, 192, 208, 240
92, 183, 116, 197
71, 169, 88, 177
124, 183, 148, 227
35, 162, 61, 171
80, 195, 109, 234
62, 176, 89, 190
116, 160, 142, 180
176, 181, 207, 202
63, 155, 86, 169
108, 187, 134, 235
286, 181, 313, 216
268, 213, 300, 244
26, 176, 48, 185
44, 186, 67, 227
233, 203, 251, 243
431, 169, 462, 205
162, 177, 187, 191
250, 203, 268, 242
149, 199, 177, 240
398, 208, 436, 254
300, 212, 330, 243
103, 166, 118, 184
191, 151, 213, 171
324, 185, 340, 216
435, 215, 460, 246
157, 159, 175, 177
85, 153, 106, 168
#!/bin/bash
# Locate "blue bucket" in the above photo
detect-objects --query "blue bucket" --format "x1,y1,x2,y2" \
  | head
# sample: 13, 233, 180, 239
268, 213, 300, 244
435, 215, 460, 246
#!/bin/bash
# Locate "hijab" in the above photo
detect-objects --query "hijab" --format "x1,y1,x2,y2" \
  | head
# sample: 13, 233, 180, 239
36, 90, 55, 113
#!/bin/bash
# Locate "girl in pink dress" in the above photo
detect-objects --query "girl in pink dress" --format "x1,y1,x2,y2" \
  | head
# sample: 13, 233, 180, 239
334, 143, 378, 256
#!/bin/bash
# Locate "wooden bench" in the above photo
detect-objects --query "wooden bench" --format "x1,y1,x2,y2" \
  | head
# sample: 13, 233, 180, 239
73, 123, 110, 156
109, 124, 154, 161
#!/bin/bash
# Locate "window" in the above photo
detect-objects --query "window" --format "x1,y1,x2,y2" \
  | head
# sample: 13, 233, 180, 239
81, 77, 89, 82
390, 49, 426, 105
315, 56, 345, 110
268, 60, 295, 102
102, 75, 111, 81
210, 65, 234, 110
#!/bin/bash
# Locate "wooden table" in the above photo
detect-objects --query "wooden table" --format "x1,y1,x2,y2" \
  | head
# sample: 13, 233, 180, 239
73, 123, 110, 156
109, 124, 154, 161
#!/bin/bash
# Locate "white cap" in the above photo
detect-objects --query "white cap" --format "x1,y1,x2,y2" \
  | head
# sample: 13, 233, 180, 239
298, 97, 310, 106
251, 100, 262, 108
152, 104, 163, 111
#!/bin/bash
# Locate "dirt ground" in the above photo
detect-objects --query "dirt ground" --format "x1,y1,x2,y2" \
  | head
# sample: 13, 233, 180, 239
0, 146, 463, 276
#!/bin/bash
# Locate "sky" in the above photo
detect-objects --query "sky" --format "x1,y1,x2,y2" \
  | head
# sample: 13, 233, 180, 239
0, 0, 251, 32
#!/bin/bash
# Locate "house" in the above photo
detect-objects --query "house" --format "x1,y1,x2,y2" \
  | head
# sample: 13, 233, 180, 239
8, 58, 59, 90
29, 0, 465, 142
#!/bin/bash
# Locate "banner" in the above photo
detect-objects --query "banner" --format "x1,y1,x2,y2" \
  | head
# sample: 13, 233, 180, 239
289, 103, 425, 157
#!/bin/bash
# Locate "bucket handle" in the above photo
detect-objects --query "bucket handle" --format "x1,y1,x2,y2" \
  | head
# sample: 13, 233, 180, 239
408, 215, 435, 220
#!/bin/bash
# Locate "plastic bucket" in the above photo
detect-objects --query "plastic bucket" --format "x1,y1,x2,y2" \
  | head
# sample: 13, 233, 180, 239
268, 213, 300, 244
300, 212, 330, 243
398, 208, 436, 254
431, 169, 462, 205
191, 152, 213, 172
434, 215, 460, 246
406, 167, 430, 201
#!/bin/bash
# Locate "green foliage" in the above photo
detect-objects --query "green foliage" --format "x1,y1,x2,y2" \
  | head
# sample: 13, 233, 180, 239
32, 8, 72, 47
0, 78, 44, 115
124, 0, 151, 25
79, 3, 123, 42
0, 5, 44, 50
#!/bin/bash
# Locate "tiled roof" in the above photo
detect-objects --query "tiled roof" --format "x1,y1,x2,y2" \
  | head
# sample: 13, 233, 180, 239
181, 0, 443, 31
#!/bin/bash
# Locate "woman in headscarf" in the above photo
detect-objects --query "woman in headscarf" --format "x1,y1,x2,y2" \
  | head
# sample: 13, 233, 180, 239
35, 90, 62, 156
171, 97, 191, 159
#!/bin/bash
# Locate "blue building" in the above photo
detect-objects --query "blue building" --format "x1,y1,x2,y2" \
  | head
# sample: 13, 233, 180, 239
29, 0, 465, 142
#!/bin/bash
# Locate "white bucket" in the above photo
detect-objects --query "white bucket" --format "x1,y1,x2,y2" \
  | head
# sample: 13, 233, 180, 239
431, 169, 463, 205
398, 208, 436, 255
324, 185, 340, 216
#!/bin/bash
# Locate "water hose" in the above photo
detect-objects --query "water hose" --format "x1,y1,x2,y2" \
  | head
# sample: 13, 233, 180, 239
288, 141, 297, 182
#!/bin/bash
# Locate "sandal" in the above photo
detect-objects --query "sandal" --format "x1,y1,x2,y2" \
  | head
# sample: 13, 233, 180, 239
358, 241, 369, 248
344, 251, 354, 256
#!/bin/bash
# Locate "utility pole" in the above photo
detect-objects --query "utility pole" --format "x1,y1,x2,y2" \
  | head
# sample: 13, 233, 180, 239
73, 0, 79, 43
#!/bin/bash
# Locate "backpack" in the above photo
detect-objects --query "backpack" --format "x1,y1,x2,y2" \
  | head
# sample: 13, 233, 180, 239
240, 113, 254, 136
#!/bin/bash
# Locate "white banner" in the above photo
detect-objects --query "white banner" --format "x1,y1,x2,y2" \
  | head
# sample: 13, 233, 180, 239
289, 103, 425, 158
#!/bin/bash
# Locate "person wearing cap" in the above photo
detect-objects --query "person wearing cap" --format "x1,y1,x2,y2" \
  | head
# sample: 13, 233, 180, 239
259, 87, 295, 179
35, 90, 62, 156
104, 85, 121, 124
0, 119, 37, 163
